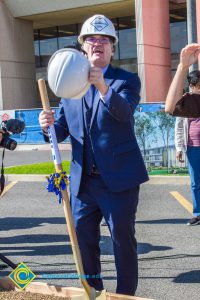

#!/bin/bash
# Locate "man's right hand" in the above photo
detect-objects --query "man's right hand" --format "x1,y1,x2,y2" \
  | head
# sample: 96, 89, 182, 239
39, 110, 55, 133
176, 151, 184, 163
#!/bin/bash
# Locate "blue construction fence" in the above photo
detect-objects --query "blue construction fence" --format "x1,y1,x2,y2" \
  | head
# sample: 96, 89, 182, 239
9, 103, 165, 144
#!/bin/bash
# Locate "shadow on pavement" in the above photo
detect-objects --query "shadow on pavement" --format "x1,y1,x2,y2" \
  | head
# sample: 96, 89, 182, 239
174, 270, 200, 283
137, 242, 172, 255
136, 218, 188, 225
0, 235, 114, 256
0, 217, 66, 231
0, 234, 69, 244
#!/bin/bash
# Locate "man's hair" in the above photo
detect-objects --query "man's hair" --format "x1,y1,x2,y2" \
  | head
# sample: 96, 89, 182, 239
187, 70, 200, 86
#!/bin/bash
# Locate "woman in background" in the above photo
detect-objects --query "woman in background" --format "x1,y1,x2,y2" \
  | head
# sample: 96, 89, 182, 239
165, 43, 200, 117
175, 70, 200, 225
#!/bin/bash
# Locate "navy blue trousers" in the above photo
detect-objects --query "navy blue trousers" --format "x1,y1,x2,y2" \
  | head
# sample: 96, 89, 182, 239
71, 173, 139, 295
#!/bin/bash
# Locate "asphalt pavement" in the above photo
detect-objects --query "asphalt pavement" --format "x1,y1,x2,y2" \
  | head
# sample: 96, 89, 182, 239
0, 147, 200, 300
1, 144, 72, 167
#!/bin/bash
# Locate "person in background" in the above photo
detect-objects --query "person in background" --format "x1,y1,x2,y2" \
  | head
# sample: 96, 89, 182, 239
175, 71, 200, 225
165, 43, 200, 118
39, 15, 148, 296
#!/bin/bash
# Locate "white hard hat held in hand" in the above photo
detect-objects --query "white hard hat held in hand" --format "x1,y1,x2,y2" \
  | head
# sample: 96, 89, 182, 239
78, 14, 118, 45
47, 48, 91, 99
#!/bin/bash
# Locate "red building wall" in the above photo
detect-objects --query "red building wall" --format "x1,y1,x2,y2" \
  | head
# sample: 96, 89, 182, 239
136, 0, 172, 102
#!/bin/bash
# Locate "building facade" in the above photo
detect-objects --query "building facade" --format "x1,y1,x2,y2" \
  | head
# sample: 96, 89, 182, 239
141, 145, 184, 169
0, 0, 199, 109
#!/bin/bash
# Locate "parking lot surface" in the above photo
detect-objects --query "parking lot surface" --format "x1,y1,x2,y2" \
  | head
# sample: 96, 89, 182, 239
0, 176, 200, 300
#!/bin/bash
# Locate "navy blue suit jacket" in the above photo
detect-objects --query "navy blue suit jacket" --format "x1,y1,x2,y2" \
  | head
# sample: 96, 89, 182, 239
52, 64, 149, 196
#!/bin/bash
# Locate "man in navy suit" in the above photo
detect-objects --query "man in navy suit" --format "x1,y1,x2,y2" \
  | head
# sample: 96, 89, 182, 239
39, 14, 148, 296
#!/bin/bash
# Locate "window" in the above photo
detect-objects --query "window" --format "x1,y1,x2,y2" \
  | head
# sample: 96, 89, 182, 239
169, 5, 187, 54
39, 27, 58, 67
34, 30, 40, 68
110, 19, 119, 60
34, 16, 137, 68
170, 21, 187, 53
58, 24, 78, 49
118, 17, 137, 59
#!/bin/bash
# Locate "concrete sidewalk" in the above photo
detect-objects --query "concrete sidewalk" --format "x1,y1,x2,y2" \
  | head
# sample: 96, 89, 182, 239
4, 144, 191, 185
5, 174, 190, 184
15, 143, 72, 151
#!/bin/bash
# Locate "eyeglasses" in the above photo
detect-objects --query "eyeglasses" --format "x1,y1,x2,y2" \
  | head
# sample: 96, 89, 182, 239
84, 36, 111, 45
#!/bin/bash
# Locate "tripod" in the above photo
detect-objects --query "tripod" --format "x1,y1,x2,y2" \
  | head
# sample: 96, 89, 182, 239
0, 253, 17, 269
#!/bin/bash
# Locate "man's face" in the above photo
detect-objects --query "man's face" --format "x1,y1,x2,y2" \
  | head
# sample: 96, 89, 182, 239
82, 35, 114, 68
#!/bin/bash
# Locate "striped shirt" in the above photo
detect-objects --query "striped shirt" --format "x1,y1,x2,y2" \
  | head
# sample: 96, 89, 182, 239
188, 118, 200, 146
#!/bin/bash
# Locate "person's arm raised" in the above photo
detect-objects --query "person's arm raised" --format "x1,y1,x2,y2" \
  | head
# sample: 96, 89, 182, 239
165, 43, 200, 114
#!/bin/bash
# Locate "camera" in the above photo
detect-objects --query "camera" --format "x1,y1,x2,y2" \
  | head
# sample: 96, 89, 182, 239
0, 119, 25, 151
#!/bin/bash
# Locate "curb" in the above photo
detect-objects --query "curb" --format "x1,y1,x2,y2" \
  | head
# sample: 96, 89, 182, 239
15, 144, 72, 151
5, 175, 190, 185
146, 175, 190, 185
5, 174, 47, 182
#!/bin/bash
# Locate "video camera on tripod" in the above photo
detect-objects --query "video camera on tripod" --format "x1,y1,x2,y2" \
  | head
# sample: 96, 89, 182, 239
0, 118, 25, 151
0, 118, 25, 269
0, 118, 25, 195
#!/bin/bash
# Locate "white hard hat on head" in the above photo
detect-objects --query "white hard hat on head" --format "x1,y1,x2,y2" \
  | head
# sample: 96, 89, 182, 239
78, 14, 118, 45
47, 48, 91, 99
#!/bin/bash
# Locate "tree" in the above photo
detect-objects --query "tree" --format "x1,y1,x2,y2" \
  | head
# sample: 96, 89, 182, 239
135, 114, 156, 165
151, 111, 175, 168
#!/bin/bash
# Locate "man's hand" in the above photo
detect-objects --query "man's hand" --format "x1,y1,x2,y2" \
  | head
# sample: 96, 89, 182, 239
89, 66, 108, 95
180, 43, 200, 70
176, 151, 184, 163
39, 110, 55, 133
165, 43, 200, 114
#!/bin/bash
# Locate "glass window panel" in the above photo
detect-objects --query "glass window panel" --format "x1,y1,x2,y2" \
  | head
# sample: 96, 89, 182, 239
34, 30, 40, 67
58, 24, 78, 49
40, 27, 58, 67
169, 7, 186, 23
34, 40, 39, 56
34, 41, 40, 67
77, 23, 83, 35
112, 58, 138, 73
59, 36, 78, 48
34, 29, 39, 42
110, 18, 119, 60
118, 17, 137, 59
170, 21, 187, 54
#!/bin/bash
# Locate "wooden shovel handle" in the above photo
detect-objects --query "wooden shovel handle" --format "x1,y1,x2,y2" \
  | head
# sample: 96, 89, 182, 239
38, 79, 51, 111
37, 79, 94, 299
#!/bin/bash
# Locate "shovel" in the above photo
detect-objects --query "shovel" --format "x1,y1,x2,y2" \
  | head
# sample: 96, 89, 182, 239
38, 79, 106, 300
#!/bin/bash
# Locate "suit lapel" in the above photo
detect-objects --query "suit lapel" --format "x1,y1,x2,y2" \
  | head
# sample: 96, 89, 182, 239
104, 64, 115, 86
77, 99, 84, 139
90, 65, 115, 127
90, 88, 99, 127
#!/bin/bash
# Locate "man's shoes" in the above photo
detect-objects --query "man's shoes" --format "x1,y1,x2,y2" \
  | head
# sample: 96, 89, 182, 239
187, 216, 200, 226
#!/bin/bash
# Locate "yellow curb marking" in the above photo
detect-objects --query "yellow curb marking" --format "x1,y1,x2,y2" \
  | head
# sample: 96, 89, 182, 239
0, 181, 18, 197
170, 191, 193, 215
